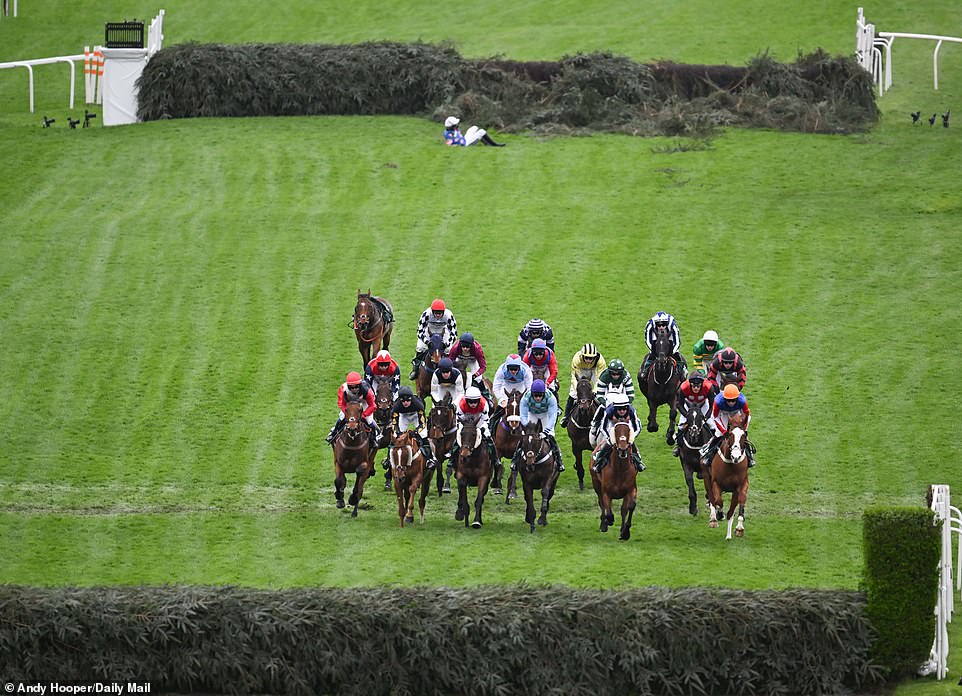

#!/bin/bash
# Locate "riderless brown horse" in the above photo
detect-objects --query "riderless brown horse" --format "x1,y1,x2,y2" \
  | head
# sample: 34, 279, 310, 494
707, 411, 750, 540
589, 420, 638, 540
369, 377, 396, 490
353, 290, 394, 365
453, 418, 493, 528
676, 403, 712, 517
427, 397, 457, 497
416, 335, 445, 401
332, 400, 377, 518
516, 422, 561, 533
565, 377, 599, 491
495, 390, 524, 502
390, 431, 425, 527
638, 330, 680, 440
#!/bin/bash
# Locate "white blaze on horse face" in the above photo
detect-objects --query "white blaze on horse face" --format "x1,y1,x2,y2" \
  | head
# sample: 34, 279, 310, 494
731, 427, 745, 461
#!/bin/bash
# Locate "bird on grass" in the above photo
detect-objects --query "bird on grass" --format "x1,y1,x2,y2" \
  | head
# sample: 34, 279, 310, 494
942, 110, 950, 128
68, 118, 81, 129
911, 111, 920, 123
42, 116, 56, 128
928, 113, 937, 126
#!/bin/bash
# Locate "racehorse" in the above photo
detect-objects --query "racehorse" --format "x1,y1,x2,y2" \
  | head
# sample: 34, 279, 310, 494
707, 411, 750, 540
353, 290, 394, 365
390, 431, 425, 527
589, 420, 638, 540
565, 377, 599, 491
516, 422, 560, 533
371, 377, 395, 489
416, 336, 445, 401
427, 397, 457, 496
638, 331, 680, 440
676, 405, 712, 516
332, 400, 377, 518
453, 418, 493, 528
495, 390, 524, 501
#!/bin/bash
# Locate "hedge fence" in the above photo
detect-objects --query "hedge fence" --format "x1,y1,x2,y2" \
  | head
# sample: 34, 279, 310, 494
0, 585, 880, 696
136, 41, 879, 135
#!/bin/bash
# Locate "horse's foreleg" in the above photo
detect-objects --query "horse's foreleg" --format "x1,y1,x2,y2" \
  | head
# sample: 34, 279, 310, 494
735, 479, 748, 537
666, 403, 678, 444
492, 460, 503, 495
647, 400, 658, 432
709, 481, 722, 529
395, 477, 406, 527
620, 490, 637, 541
523, 481, 536, 532
599, 493, 612, 532
472, 475, 489, 529
538, 476, 556, 527
506, 468, 518, 502
573, 448, 585, 491
725, 494, 739, 540
405, 480, 417, 524
334, 467, 346, 509
684, 465, 698, 517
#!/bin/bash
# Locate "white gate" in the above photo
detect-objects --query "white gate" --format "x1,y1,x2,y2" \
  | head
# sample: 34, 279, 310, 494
921, 484, 962, 679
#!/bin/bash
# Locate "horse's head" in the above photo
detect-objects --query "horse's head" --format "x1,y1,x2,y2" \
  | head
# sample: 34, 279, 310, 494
683, 408, 707, 446
458, 418, 480, 457
374, 379, 393, 411
342, 400, 364, 439
722, 412, 748, 463
521, 422, 548, 468
428, 403, 454, 439
612, 420, 633, 458
427, 336, 444, 368
392, 430, 414, 450
354, 291, 374, 330
576, 377, 596, 409
503, 390, 523, 433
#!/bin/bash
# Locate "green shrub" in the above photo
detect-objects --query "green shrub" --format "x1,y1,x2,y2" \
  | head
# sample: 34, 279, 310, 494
0, 584, 880, 696
863, 505, 940, 677
136, 42, 879, 135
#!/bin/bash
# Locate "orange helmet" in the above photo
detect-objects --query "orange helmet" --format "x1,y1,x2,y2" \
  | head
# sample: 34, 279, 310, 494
431, 299, 445, 311
346, 372, 363, 386
722, 384, 740, 399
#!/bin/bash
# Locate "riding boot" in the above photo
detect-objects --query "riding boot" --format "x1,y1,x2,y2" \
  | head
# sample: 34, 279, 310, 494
325, 420, 343, 445
591, 443, 612, 473
510, 443, 522, 471
560, 396, 574, 427
409, 351, 425, 380
747, 440, 756, 468
700, 437, 719, 467
415, 433, 435, 468
640, 353, 653, 382
490, 406, 503, 430
674, 352, 689, 378
631, 445, 646, 472
672, 427, 683, 456
368, 426, 379, 451
548, 435, 565, 472
480, 133, 505, 147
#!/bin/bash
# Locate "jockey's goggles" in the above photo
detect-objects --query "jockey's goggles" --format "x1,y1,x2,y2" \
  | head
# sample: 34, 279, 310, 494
725, 398, 737, 404
401, 396, 412, 402
722, 362, 734, 369
507, 366, 519, 372
532, 350, 545, 358
432, 310, 443, 318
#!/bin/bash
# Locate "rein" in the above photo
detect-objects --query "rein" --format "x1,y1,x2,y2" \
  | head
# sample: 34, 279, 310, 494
652, 356, 675, 386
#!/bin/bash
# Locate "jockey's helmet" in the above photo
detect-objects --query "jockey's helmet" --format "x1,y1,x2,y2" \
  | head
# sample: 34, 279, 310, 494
346, 372, 363, 386
719, 348, 737, 368
531, 338, 547, 350
722, 384, 740, 400
689, 372, 705, 386
531, 379, 546, 394
465, 386, 482, 406
431, 298, 446, 312
527, 318, 545, 336
653, 311, 670, 326
703, 329, 719, 343
608, 359, 625, 378
444, 116, 460, 128
581, 343, 598, 360
399, 385, 414, 399
460, 332, 474, 347
610, 392, 630, 408
438, 357, 454, 373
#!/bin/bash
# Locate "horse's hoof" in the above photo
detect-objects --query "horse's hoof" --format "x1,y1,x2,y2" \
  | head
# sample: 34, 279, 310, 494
492, 487, 502, 495
455, 508, 464, 521
529, 524, 536, 534
689, 506, 698, 517
506, 491, 517, 500
335, 499, 345, 509
383, 481, 392, 491
348, 494, 358, 506
405, 514, 414, 523
647, 424, 658, 433
708, 520, 718, 529
620, 530, 631, 541
600, 523, 608, 533
351, 508, 358, 518
735, 528, 744, 537
578, 480, 585, 491
538, 518, 547, 526
442, 485, 451, 494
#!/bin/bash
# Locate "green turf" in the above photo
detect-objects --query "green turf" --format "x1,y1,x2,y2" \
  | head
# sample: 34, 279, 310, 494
2, 0, 962, 691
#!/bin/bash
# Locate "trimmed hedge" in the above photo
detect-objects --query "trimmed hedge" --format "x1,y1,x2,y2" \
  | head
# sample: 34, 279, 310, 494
0, 585, 880, 695
136, 42, 878, 135
863, 505, 940, 677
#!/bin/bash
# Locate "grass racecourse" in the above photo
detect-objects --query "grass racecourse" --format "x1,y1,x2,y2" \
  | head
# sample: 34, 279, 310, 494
1, 0, 962, 691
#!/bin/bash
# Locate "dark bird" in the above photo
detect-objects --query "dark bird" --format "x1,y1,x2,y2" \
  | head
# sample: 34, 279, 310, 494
83, 110, 97, 128
942, 110, 950, 128
911, 111, 920, 123
929, 113, 937, 126
67, 118, 80, 129
42, 116, 56, 128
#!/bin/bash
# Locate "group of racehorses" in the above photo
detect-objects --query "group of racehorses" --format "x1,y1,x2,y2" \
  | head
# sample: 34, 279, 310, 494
335, 290, 749, 541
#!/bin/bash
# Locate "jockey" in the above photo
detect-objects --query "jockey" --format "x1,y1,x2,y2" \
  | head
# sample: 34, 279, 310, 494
522, 338, 559, 392
390, 385, 436, 469
431, 357, 466, 408
701, 384, 755, 468
451, 386, 498, 467
707, 347, 747, 391
590, 393, 646, 473
639, 310, 688, 383
448, 333, 491, 400
517, 318, 555, 354
364, 349, 400, 400
692, 330, 725, 373
409, 298, 458, 379
561, 342, 607, 427
590, 358, 635, 443
512, 380, 564, 473
490, 354, 533, 428
325, 371, 379, 447
672, 370, 714, 457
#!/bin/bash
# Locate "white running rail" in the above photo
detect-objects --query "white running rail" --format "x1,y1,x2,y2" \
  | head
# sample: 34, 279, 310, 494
921, 485, 962, 680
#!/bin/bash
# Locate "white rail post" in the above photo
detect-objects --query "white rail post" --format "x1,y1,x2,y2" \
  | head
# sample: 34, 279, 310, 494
934, 39, 943, 89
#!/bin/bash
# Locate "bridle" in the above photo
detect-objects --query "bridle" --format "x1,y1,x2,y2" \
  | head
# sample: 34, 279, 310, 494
353, 298, 382, 341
